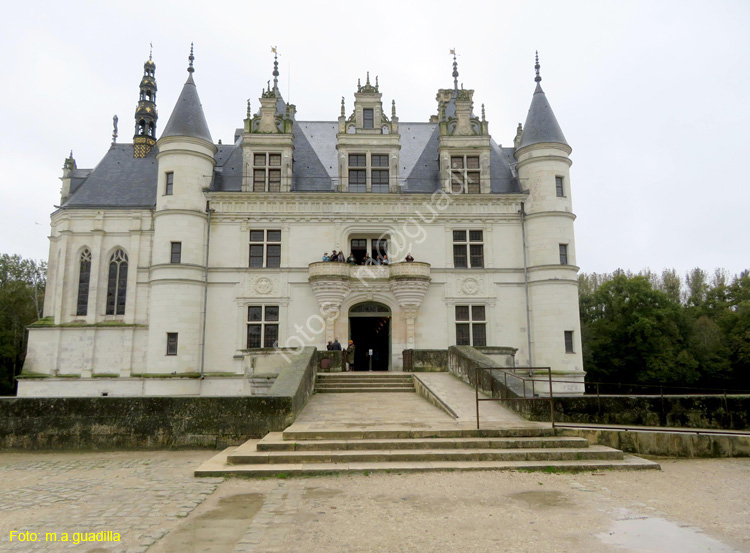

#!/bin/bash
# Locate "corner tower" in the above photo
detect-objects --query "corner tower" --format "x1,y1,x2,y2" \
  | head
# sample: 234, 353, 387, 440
133, 47, 158, 158
514, 53, 584, 392
147, 44, 217, 375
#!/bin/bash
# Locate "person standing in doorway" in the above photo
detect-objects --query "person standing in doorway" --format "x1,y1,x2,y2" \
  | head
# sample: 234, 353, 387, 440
345, 340, 356, 372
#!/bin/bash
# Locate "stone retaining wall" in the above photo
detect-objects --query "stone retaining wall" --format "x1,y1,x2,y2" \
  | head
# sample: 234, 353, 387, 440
0, 347, 318, 450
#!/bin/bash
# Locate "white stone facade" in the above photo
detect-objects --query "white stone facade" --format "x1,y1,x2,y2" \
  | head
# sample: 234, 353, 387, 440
20, 53, 585, 396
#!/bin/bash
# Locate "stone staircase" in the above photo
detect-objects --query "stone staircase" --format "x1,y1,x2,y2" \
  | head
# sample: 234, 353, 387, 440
315, 372, 415, 393
195, 426, 660, 476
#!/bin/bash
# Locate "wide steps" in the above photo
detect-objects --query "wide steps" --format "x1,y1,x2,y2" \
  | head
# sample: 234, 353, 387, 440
197, 452, 660, 477
258, 434, 590, 452
315, 372, 415, 393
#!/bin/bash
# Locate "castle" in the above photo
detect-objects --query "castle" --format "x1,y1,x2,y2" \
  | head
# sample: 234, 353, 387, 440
19, 47, 585, 396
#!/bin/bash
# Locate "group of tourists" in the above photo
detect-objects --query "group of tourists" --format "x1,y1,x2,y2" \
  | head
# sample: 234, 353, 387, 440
326, 338, 355, 371
321, 251, 390, 265
320, 251, 415, 264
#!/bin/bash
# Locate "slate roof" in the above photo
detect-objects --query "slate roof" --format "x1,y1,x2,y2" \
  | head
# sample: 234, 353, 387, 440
161, 74, 213, 143
518, 83, 568, 149
63, 145, 157, 208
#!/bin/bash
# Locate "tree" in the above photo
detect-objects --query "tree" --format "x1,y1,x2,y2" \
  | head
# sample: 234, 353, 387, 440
580, 274, 698, 389
0, 254, 46, 395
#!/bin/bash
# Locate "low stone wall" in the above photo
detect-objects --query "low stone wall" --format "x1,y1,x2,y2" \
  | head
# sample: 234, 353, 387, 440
0, 347, 318, 450
315, 351, 344, 372
559, 427, 750, 458
506, 395, 750, 431
402, 350, 448, 372
447, 346, 517, 392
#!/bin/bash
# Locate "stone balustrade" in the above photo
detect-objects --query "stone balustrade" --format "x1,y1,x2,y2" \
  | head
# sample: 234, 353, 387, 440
308, 261, 431, 281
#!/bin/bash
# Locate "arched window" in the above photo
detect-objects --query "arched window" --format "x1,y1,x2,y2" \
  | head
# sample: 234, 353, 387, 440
105, 249, 128, 315
76, 249, 91, 316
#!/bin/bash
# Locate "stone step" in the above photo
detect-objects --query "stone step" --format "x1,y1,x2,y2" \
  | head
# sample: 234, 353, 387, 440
316, 376, 413, 382
315, 387, 415, 393
227, 445, 624, 465
282, 428, 556, 440
315, 381, 414, 387
257, 433, 591, 452
196, 453, 660, 477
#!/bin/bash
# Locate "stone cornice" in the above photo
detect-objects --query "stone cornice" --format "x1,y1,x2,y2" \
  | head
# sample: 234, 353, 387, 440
206, 192, 526, 220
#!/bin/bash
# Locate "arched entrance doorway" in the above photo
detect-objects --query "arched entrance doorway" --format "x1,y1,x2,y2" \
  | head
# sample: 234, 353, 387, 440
348, 302, 391, 371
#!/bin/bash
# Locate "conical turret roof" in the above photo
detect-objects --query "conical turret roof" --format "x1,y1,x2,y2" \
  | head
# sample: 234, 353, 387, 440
161, 47, 212, 143
518, 82, 567, 149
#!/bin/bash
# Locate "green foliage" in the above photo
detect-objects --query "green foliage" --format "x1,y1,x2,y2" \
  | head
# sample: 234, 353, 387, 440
0, 254, 46, 395
579, 268, 750, 392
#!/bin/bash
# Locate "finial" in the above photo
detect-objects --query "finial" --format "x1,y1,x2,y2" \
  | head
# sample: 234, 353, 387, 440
534, 50, 541, 83
112, 114, 118, 144
366, 71, 370, 86
247, 99, 251, 119
481, 104, 485, 122
450, 48, 459, 90
267, 80, 271, 92
375, 75, 379, 91
392, 99, 396, 119
69, 150, 73, 158
149, 42, 153, 61
341, 96, 345, 116
188, 43, 195, 73
271, 46, 279, 90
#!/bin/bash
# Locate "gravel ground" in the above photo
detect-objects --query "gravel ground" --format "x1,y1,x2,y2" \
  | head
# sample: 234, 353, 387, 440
0, 451, 748, 553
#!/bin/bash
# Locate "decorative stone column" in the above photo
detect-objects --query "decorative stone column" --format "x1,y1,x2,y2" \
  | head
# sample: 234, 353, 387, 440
389, 262, 431, 350
308, 262, 350, 342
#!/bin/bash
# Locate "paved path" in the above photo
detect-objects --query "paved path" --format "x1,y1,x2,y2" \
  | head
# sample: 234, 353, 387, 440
1, 451, 748, 553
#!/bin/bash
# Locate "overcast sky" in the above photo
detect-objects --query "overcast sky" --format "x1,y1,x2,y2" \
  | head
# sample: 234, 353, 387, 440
1, 0, 748, 277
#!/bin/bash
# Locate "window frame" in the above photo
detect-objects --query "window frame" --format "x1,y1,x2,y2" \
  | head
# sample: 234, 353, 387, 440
166, 332, 178, 356
170, 242, 182, 264
450, 155, 481, 194
555, 176, 565, 197
564, 331, 575, 353
105, 248, 128, 316
249, 230, 282, 268
453, 230, 484, 268
76, 249, 91, 316
455, 305, 487, 346
246, 305, 280, 349
347, 153, 389, 193
363, 108, 374, 129
559, 244, 568, 265
165, 172, 174, 195
251, 152, 283, 192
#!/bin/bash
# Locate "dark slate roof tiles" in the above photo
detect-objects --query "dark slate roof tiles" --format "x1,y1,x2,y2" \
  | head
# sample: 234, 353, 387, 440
518, 83, 568, 149
160, 74, 213, 143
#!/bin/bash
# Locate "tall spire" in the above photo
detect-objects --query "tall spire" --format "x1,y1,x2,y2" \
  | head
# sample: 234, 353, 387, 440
517, 51, 568, 149
450, 48, 459, 90
271, 46, 279, 92
133, 46, 158, 157
161, 43, 213, 143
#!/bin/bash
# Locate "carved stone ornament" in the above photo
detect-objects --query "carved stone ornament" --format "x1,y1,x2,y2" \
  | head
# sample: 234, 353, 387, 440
459, 276, 483, 296
249, 276, 278, 296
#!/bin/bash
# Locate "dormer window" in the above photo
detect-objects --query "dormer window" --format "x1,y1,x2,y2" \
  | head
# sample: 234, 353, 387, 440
363, 108, 374, 129
347, 153, 389, 193
253, 153, 282, 192
451, 156, 480, 194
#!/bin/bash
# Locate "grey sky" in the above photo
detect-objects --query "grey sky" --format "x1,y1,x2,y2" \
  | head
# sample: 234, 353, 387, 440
1, 0, 747, 276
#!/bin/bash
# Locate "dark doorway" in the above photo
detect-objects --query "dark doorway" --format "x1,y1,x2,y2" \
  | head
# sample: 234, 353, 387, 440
349, 302, 391, 371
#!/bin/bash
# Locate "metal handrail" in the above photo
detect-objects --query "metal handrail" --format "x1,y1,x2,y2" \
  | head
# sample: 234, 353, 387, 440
540, 378, 750, 397
474, 366, 554, 430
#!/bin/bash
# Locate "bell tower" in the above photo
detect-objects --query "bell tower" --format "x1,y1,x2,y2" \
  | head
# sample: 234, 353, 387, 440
133, 46, 158, 158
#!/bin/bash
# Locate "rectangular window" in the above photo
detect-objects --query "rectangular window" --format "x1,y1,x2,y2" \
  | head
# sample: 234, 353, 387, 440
450, 155, 481, 193
165, 172, 174, 195
349, 169, 366, 192
166, 332, 178, 355
555, 176, 564, 197
453, 230, 484, 268
559, 244, 568, 265
363, 108, 374, 129
252, 153, 283, 192
371, 169, 389, 193
371, 154, 389, 167
247, 306, 279, 348
564, 330, 575, 353
455, 305, 487, 346
249, 230, 282, 268
170, 242, 181, 264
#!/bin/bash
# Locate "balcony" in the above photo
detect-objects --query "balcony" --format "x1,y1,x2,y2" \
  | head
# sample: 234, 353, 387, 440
308, 261, 431, 282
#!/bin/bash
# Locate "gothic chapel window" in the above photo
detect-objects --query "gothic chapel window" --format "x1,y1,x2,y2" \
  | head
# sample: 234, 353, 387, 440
76, 249, 91, 316
106, 249, 128, 316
